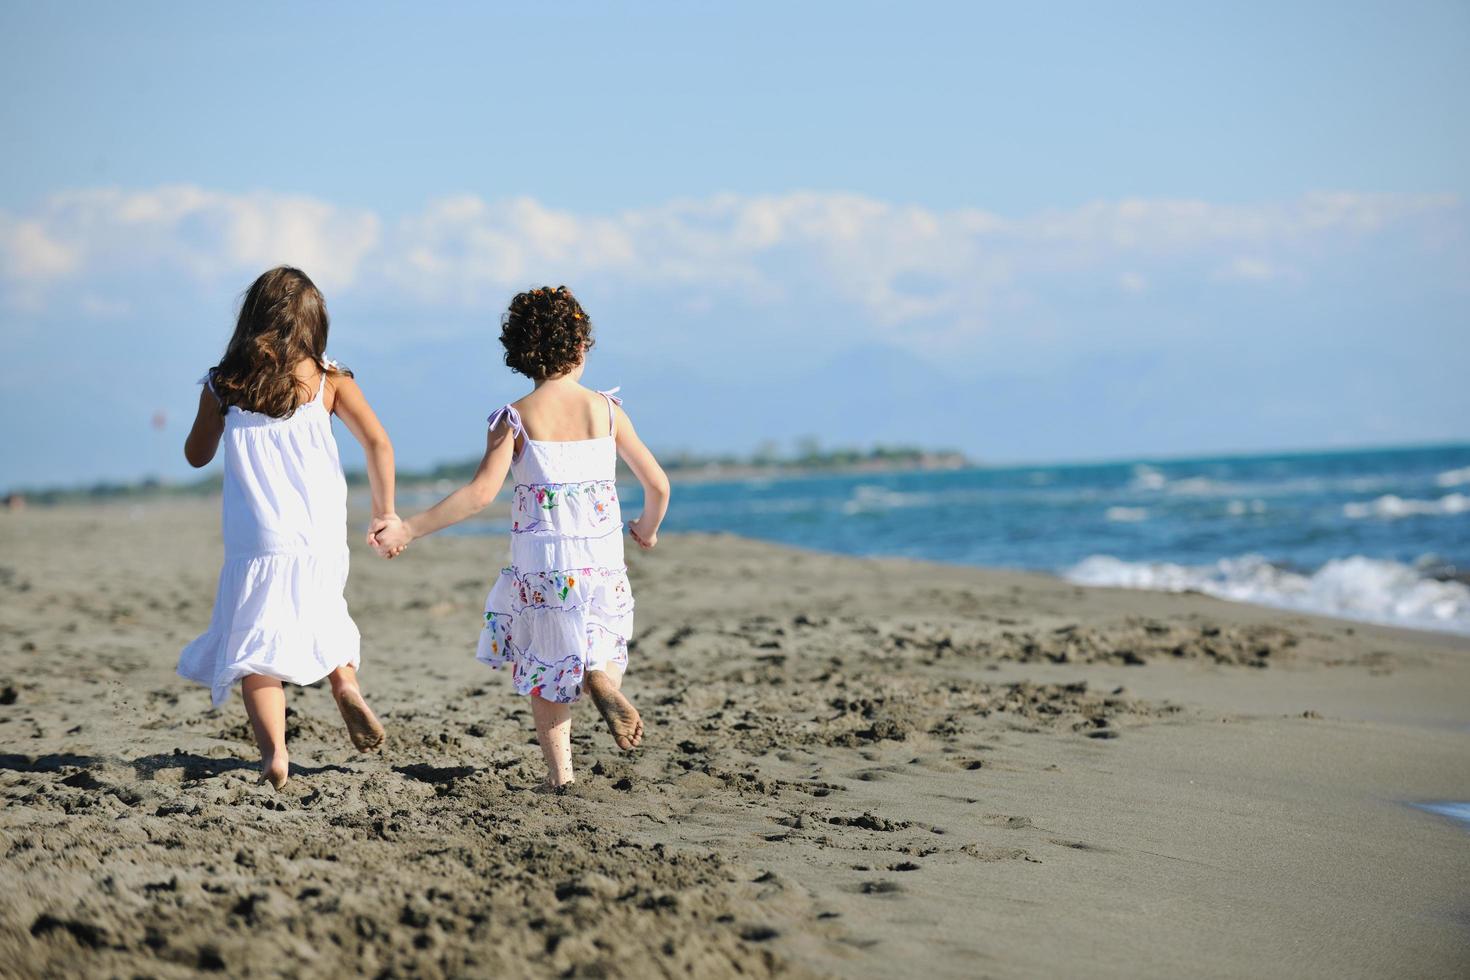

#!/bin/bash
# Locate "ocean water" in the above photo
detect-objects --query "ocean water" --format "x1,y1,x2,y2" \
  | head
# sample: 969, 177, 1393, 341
436, 443, 1470, 636
616, 444, 1470, 636
1412, 801, 1470, 832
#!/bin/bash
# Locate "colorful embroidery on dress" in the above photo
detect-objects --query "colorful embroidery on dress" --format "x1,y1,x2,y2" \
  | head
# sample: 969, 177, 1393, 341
512, 481, 619, 532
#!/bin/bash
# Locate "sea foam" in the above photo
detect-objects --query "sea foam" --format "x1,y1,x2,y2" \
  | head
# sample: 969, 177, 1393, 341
1065, 553, 1470, 635
1435, 466, 1470, 488
1342, 493, 1470, 520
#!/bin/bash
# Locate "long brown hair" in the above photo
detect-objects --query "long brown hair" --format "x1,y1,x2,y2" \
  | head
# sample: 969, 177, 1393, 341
208, 266, 345, 417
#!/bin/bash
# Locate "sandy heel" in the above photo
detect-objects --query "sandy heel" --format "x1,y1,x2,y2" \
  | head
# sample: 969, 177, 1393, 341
334, 686, 386, 752
585, 670, 643, 751
260, 755, 290, 791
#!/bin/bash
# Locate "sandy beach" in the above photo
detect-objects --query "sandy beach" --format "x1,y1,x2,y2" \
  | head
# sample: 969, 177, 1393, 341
1, 499, 1467, 978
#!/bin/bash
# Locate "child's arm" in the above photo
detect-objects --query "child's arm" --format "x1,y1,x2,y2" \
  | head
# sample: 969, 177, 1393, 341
614, 406, 670, 549
372, 422, 515, 557
330, 375, 398, 525
184, 386, 225, 468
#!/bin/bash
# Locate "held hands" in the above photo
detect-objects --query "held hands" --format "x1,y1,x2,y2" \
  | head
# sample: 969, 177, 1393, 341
368, 514, 413, 559
372, 513, 646, 555
628, 515, 658, 550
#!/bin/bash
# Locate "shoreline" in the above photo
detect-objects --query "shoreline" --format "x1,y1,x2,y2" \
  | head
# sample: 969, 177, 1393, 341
13, 493, 1470, 643
405, 504, 1470, 643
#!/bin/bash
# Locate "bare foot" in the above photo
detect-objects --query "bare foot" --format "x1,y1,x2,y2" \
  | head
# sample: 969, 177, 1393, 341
333, 684, 386, 752
585, 670, 643, 751
534, 778, 575, 795
260, 751, 289, 790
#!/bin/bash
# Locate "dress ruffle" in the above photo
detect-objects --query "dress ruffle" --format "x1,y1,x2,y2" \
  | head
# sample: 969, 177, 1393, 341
476, 565, 633, 703
510, 480, 620, 535
178, 550, 361, 707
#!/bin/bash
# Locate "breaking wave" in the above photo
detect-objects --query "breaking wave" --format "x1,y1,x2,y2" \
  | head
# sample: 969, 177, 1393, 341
1342, 493, 1470, 520
1065, 553, 1470, 635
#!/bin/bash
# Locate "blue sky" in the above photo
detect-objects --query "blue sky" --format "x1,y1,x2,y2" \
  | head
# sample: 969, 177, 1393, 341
2, 1, 1468, 487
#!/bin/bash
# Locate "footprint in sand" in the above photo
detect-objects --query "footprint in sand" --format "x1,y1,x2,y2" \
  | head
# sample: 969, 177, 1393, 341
856, 880, 905, 897
848, 767, 900, 782
959, 844, 1037, 862
1047, 838, 1112, 853
826, 812, 912, 832
981, 814, 1033, 830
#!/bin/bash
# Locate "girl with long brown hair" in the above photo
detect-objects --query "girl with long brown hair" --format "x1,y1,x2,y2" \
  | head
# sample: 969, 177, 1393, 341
179, 266, 398, 789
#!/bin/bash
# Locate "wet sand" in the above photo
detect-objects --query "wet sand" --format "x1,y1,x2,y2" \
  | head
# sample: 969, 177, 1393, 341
1, 501, 1468, 978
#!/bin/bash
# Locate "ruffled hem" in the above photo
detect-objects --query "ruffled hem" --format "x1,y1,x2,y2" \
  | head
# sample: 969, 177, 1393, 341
179, 628, 360, 708
476, 566, 633, 703
510, 528, 626, 578
177, 552, 361, 708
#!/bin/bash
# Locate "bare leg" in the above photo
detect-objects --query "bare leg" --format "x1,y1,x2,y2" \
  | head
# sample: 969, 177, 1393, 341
585, 661, 643, 751
328, 663, 385, 752
600, 659, 627, 688
531, 695, 574, 787
242, 675, 289, 789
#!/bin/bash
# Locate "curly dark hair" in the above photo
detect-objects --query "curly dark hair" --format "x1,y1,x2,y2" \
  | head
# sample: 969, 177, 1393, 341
499, 285, 594, 380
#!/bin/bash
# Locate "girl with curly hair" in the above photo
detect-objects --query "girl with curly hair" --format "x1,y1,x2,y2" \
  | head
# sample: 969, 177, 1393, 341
372, 286, 670, 790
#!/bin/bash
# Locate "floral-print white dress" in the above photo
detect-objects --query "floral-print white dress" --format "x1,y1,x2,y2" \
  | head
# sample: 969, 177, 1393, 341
477, 389, 633, 703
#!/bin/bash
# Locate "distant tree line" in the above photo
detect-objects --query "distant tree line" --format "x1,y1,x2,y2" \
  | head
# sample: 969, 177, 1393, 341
6, 440, 969, 504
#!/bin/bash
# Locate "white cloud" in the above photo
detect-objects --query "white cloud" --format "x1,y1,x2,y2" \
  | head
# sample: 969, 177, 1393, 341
1020, 192, 1458, 251
0, 187, 380, 302
0, 186, 1462, 332
0, 217, 79, 309
391, 195, 641, 305
0, 218, 77, 280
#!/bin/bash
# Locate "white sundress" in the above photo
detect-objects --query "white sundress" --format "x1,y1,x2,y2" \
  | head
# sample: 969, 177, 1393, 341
178, 363, 361, 707
477, 388, 634, 703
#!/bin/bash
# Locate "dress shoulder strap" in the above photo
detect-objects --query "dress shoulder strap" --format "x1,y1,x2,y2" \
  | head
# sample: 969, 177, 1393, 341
315, 359, 336, 401
597, 387, 622, 437
487, 403, 525, 440
316, 356, 355, 400
488, 403, 525, 460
